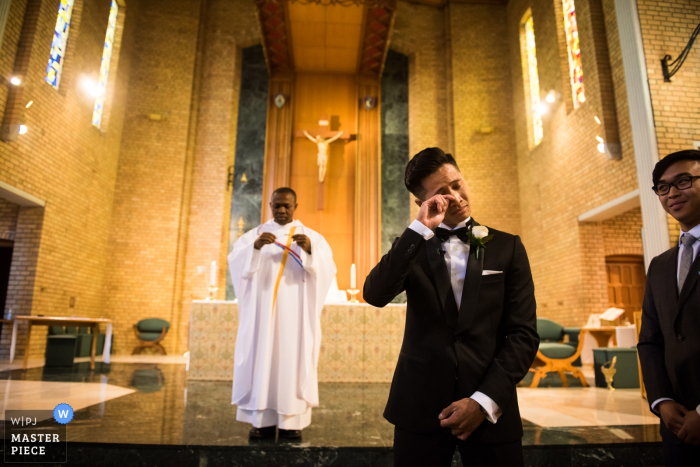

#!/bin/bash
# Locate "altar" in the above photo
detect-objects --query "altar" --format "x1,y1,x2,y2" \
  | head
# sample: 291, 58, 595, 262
187, 300, 407, 382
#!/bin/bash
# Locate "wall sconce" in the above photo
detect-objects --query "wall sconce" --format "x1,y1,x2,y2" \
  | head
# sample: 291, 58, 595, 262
661, 22, 700, 82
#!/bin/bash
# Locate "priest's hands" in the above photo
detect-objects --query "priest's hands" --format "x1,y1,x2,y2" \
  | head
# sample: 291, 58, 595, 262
254, 233, 276, 250
659, 401, 688, 436
438, 398, 485, 441
292, 234, 312, 254
416, 194, 455, 230
253, 232, 311, 254
677, 409, 700, 446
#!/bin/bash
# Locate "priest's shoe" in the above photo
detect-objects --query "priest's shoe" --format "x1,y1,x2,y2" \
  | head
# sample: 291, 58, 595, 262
249, 426, 276, 439
278, 429, 302, 440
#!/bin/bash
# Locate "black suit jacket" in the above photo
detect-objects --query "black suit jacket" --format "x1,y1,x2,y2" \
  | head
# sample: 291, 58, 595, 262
363, 221, 538, 443
638, 246, 700, 443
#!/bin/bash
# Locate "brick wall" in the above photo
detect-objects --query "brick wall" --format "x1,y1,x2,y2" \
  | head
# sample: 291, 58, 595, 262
449, 2, 521, 235
506, 0, 640, 326
390, 2, 449, 220
0, 198, 18, 240
603, 207, 644, 257
637, 0, 700, 156
0, 0, 142, 359
636, 0, 700, 243
102, 0, 203, 356
178, 0, 260, 353
103, 0, 260, 355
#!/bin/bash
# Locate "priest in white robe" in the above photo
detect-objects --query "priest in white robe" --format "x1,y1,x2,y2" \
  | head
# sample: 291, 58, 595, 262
228, 187, 336, 440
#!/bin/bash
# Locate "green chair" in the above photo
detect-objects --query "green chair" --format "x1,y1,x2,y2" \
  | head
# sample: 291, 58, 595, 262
593, 347, 640, 389
132, 318, 170, 355
530, 318, 588, 387
94, 330, 113, 356
45, 326, 77, 367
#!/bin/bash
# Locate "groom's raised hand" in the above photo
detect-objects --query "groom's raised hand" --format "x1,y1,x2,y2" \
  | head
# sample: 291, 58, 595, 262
416, 194, 455, 230
438, 398, 485, 441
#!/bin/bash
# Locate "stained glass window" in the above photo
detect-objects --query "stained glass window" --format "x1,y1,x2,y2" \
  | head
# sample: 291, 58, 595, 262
92, 1, 119, 128
45, 0, 75, 89
522, 14, 543, 147
563, 0, 586, 108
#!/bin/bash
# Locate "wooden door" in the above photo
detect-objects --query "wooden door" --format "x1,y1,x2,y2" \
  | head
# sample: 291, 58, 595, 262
606, 255, 646, 324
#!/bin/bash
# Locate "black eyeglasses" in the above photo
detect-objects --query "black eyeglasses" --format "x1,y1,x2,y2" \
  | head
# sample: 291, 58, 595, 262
652, 175, 700, 196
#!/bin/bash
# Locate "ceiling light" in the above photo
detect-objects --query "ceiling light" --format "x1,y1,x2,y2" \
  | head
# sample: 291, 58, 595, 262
536, 103, 548, 115
19, 125, 27, 135
10, 77, 21, 86
82, 78, 102, 98
596, 136, 604, 143
594, 116, 601, 125
597, 143, 605, 153
25, 100, 33, 108
546, 91, 556, 103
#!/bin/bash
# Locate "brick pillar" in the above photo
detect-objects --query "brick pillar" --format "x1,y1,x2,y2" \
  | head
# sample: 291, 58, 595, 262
0, 206, 44, 360
0, 0, 41, 142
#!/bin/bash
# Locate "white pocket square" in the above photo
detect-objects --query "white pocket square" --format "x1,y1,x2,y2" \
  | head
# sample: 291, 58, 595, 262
482, 270, 503, 275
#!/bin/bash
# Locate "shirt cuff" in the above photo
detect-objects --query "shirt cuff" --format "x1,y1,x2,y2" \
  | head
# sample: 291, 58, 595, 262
651, 398, 674, 414
470, 391, 502, 424
409, 219, 434, 240
299, 247, 315, 274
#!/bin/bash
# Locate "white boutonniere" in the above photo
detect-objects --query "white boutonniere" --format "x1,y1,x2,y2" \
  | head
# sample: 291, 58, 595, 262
468, 225, 493, 259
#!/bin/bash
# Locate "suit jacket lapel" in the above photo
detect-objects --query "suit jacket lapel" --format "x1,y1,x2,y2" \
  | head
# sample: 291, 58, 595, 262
677, 253, 700, 318
455, 227, 484, 335
425, 235, 455, 327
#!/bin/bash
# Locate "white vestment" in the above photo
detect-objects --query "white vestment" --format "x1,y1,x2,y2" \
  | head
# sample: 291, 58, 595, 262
228, 219, 336, 429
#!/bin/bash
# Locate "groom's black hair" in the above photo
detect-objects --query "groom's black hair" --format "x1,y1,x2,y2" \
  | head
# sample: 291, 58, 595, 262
271, 187, 297, 202
404, 147, 459, 199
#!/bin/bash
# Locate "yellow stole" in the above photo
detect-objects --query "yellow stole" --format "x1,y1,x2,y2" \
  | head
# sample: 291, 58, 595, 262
271, 226, 297, 320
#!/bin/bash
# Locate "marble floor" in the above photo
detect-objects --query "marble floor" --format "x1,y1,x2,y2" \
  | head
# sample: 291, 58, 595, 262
0, 361, 662, 448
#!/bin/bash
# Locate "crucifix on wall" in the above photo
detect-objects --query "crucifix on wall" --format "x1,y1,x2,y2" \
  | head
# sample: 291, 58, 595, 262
295, 116, 355, 210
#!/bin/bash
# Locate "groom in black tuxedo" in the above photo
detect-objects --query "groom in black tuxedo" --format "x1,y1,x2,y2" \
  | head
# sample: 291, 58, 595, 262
364, 148, 538, 466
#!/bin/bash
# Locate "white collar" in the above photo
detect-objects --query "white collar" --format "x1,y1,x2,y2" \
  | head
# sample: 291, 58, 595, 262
438, 217, 471, 231
679, 223, 700, 246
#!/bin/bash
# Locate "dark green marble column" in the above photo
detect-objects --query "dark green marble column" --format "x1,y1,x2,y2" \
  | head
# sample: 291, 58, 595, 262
226, 45, 268, 300
381, 50, 410, 255
381, 50, 410, 303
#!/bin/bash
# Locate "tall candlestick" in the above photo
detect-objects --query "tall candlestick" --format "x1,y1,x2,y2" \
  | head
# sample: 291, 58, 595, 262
210, 261, 217, 287
350, 263, 356, 289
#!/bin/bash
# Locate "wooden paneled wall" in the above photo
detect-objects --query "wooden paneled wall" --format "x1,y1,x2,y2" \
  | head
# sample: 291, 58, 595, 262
290, 73, 357, 292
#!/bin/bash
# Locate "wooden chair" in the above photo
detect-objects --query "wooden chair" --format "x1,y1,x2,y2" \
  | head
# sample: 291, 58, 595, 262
530, 318, 588, 387
634, 311, 646, 399
132, 318, 170, 355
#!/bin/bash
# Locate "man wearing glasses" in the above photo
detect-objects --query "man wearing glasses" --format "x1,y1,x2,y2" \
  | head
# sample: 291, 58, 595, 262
639, 150, 700, 466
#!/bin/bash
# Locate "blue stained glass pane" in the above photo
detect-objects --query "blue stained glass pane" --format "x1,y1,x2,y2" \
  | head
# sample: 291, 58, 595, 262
45, 0, 75, 89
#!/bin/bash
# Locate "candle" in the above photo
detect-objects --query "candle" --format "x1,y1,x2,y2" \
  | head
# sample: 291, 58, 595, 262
210, 261, 217, 287
350, 263, 356, 289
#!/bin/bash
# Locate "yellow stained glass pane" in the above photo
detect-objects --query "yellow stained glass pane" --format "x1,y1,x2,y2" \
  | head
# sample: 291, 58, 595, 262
92, 1, 119, 128
524, 15, 543, 147
563, 0, 586, 108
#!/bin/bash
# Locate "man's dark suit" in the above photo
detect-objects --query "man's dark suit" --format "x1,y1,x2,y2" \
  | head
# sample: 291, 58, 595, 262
638, 246, 700, 461
363, 221, 538, 446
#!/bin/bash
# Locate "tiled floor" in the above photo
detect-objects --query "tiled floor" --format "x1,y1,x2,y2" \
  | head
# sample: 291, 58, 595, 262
0, 361, 662, 447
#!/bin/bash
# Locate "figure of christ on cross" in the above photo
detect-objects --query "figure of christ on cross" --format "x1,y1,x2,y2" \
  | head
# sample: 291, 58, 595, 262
303, 130, 344, 184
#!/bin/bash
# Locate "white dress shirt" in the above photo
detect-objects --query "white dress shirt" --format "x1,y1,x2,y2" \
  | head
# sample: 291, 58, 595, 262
652, 223, 700, 416
408, 218, 502, 424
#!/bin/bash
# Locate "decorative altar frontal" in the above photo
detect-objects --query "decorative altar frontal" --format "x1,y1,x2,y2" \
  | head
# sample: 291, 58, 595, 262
188, 300, 407, 382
